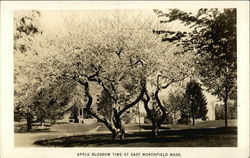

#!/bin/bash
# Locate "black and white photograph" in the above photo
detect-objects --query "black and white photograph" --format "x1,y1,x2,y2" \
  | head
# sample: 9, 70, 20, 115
0, 1, 249, 158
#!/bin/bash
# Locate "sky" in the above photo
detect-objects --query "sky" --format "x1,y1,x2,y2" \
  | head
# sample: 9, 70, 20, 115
39, 9, 193, 35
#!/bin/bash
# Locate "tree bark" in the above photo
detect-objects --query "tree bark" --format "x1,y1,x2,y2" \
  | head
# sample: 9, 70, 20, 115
142, 87, 167, 136
147, 76, 187, 136
79, 79, 144, 140
142, 88, 159, 136
192, 116, 195, 126
79, 80, 119, 137
224, 86, 228, 127
117, 79, 146, 116
112, 108, 125, 140
224, 68, 229, 127
26, 112, 32, 132
152, 123, 159, 136
152, 88, 168, 136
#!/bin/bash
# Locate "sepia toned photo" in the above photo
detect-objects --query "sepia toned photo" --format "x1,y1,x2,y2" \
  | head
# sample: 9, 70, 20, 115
1, 1, 249, 158
13, 8, 237, 147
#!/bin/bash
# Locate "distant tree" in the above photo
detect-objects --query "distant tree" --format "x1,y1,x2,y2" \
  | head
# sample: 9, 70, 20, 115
215, 100, 237, 120
197, 96, 208, 120
69, 106, 79, 123
185, 80, 207, 125
154, 8, 237, 127
31, 80, 76, 125
164, 91, 189, 124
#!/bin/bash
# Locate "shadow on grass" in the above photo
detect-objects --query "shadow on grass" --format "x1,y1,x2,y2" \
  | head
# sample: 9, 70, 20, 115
15, 127, 53, 133
34, 127, 237, 147
140, 124, 170, 130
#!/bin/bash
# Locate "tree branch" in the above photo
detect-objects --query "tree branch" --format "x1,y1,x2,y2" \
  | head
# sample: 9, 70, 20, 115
80, 80, 117, 134
154, 88, 168, 126
117, 79, 146, 116
158, 75, 189, 89
142, 87, 152, 120
79, 70, 118, 102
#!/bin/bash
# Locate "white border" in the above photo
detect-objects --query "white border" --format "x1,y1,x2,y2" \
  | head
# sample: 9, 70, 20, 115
1, 1, 249, 158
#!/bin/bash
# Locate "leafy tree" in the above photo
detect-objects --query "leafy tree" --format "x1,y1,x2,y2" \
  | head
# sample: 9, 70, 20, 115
14, 10, 43, 131
164, 91, 189, 124
142, 56, 194, 136
14, 10, 42, 53
14, 11, 81, 131
31, 80, 77, 125
54, 11, 195, 138
154, 8, 236, 127
215, 100, 237, 120
140, 34, 195, 135
69, 106, 79, 123
185, 80, 207, 125
14, 10, 194, 138
14, 10, 161, 138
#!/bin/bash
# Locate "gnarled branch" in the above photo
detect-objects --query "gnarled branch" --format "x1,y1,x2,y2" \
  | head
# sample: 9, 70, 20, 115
80, 80, 117, 134
117, 79, 146, 116
142, 87, 152, 119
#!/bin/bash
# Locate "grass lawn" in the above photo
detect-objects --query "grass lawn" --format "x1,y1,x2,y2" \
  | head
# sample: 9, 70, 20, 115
15, 120, 237, 147
14, 123, 99, 147
34, 127, 237, 147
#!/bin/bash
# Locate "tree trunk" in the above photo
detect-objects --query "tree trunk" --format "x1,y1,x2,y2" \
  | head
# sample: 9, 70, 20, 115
146, 76, 187, 135
112, 108, 125, 140
192, 116, 195, 126
152, 120, 159, 136
142, 88, 158, 136
51, 119, 56, 124
26, 112, 32, 132
80, 79, 125, 140
112, 121, 125, 140
79, 77, 146, 140
142, 88, 167, 136
224, 90, 228, 127
154, 89, 167, 132
224, 69, 229, 127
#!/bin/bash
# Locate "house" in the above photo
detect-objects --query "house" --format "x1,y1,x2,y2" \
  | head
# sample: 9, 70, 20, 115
58, 82, 102, 124
123, 101, 146, 124
68, 95, 100, 124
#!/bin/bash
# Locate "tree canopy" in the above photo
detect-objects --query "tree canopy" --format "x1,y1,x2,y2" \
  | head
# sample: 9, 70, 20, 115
153, 8, 237, 127
14, 10, 196, 136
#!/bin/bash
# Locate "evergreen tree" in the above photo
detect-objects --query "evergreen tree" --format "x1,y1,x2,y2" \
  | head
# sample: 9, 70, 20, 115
197, 92, 208, 120
185, 80, 207, 125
